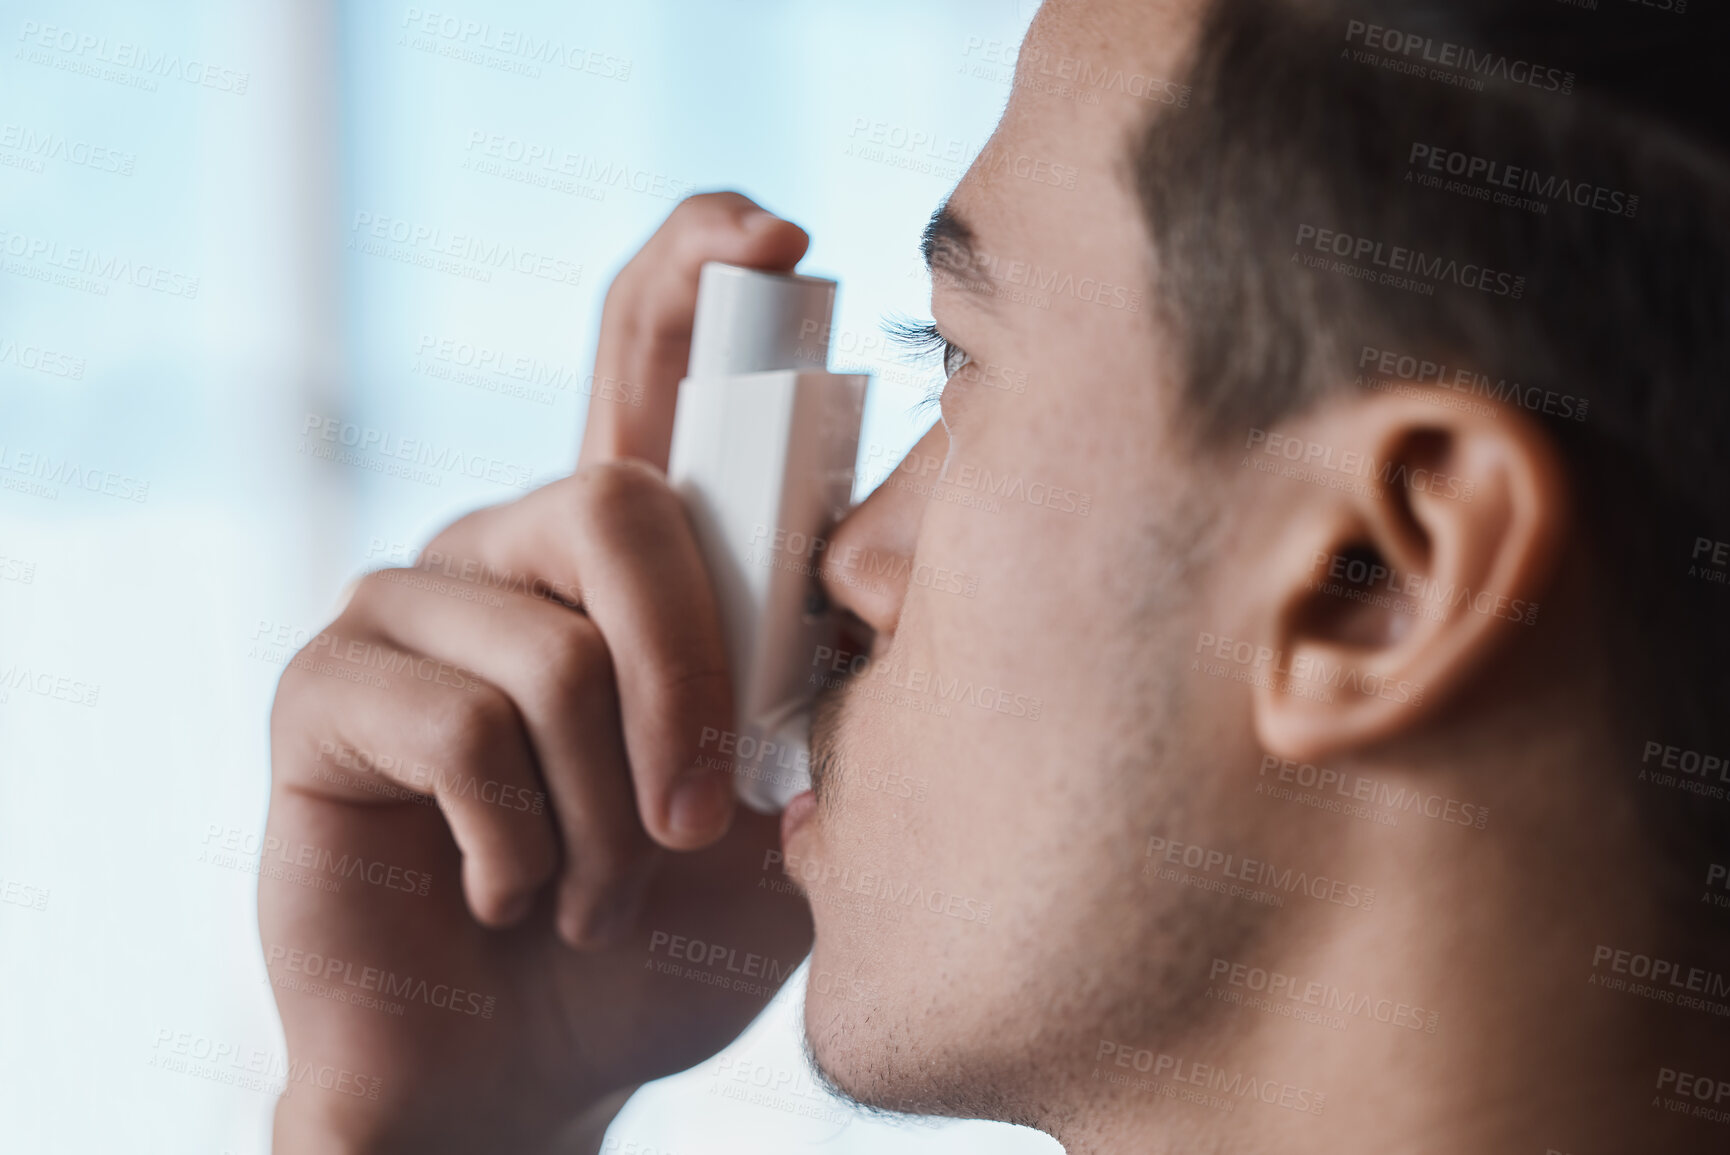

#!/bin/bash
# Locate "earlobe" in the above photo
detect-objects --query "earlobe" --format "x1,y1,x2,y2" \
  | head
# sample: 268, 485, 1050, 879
1249, 395, 1570, 763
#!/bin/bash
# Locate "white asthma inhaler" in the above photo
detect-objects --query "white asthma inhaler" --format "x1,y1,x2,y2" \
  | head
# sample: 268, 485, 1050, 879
666, 262, 869, 813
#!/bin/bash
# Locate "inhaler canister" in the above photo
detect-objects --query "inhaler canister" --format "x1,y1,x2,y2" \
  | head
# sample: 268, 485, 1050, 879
667, 263, 868, 813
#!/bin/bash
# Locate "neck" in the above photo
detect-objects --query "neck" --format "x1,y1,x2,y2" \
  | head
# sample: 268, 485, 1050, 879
1051, 754, 1728, 1154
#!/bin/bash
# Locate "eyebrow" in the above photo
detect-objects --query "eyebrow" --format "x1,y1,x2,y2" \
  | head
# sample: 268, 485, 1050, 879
921, 203, 991, 301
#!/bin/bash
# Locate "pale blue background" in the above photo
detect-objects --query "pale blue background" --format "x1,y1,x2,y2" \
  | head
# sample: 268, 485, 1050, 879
0, 0, 1063, 1152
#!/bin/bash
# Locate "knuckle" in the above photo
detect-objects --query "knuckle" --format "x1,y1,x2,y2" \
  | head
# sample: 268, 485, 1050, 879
268, 663, 322, 747
428, 685, 517, 772
274, 626, 343, 696
343, 569, 403, 617
539, 468, 594, 513
270, 649, 313, 706
422, 518, 469, 558
525, 615, 612, 711
422, 500, 507, 565
267, 638, 379, 781
670, 189, 745, 224
660, 193, 754, 267
669, 191, 712, 218
601, 267, 639, 317
569, 458, 678, 528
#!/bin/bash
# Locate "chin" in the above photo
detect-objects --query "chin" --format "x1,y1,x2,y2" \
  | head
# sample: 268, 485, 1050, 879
799, 959, 1025, 1126
799, 969, 920, 1114
798, 990, 859, 1090
797, 950, 875, 1091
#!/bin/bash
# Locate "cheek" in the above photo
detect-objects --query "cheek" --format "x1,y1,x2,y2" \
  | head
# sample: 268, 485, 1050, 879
905, 394, 1121, 751
816, 459, 1131, 925
863, 393, 1200, 846
806, 377, 1250, 1050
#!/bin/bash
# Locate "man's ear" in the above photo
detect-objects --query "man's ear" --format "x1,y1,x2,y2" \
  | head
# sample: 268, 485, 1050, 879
1247, 393, 1571, 762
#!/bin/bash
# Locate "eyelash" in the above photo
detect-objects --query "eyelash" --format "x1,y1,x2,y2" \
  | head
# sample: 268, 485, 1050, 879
883, 317, 972, 414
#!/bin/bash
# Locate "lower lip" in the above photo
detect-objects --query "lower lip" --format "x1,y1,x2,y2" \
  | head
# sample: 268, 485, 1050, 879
781, 790, 817, 845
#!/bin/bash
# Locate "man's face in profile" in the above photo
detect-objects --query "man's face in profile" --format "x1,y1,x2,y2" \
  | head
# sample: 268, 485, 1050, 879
794, 0, 1267, 1116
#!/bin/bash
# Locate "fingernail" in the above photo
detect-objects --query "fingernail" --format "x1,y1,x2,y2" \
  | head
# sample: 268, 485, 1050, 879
670, 771, 731, 841
743, 208, 779, 232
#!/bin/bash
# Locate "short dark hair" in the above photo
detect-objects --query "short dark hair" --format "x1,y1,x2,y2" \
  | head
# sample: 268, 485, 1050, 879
1136, 0, 1730, 895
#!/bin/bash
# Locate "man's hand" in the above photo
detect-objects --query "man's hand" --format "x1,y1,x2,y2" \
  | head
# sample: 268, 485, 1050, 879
261, 193, 816, 1153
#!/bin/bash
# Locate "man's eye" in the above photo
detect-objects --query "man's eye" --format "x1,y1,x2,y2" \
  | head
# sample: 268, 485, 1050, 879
941, 340, 973, 378
884, 318, 973, 414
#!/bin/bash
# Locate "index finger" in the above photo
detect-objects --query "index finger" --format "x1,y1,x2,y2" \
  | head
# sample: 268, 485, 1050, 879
579, 191, 810, 470
420, 467, 739, 851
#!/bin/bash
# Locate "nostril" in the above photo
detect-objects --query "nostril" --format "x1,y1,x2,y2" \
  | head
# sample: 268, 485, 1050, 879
835, 612, 876, 662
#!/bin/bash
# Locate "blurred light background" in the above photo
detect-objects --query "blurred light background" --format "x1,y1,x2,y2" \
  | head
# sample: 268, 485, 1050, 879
0, 0, 1063, 1151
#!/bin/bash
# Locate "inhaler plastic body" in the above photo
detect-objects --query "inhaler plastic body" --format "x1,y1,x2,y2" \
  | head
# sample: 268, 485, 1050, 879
666, 263, 868, 813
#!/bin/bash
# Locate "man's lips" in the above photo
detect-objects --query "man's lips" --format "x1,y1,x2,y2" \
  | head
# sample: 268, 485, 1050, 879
781, 789, 817, 846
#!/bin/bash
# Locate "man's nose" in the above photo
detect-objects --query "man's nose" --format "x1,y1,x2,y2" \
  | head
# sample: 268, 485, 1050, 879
819, 419, 950, 639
